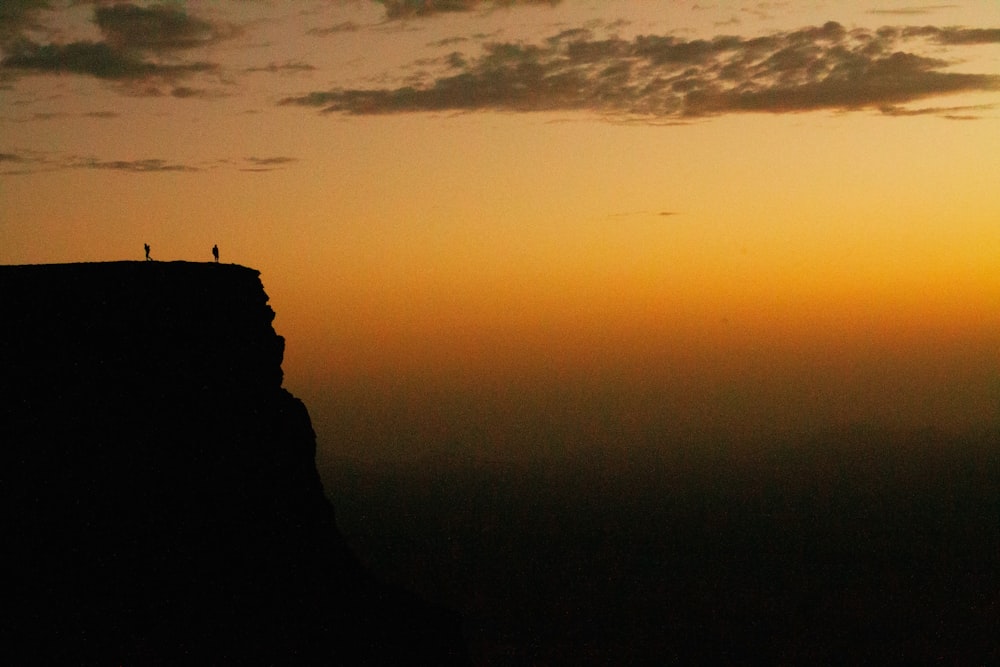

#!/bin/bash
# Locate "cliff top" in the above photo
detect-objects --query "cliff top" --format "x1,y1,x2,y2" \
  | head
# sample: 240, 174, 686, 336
0, 259, 262, 283
0, 260, 285, 391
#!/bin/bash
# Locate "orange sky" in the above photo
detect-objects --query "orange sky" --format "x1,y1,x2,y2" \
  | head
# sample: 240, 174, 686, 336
3, 1, 1000, 462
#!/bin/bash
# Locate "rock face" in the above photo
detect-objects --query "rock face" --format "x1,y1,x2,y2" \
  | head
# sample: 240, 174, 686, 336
0, 262, 466, 665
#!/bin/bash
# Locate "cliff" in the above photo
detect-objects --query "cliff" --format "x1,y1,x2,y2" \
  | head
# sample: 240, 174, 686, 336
0, 261, 466, 665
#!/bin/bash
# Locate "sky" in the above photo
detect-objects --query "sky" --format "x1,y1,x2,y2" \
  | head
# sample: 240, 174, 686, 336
3, 0, 1000, 465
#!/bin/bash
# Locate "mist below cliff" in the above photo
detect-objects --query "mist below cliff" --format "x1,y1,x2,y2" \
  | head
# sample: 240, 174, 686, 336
323, 427, 999, 664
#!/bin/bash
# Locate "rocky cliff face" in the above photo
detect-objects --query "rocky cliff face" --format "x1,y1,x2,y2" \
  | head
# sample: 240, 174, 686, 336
0, 262, 466, 665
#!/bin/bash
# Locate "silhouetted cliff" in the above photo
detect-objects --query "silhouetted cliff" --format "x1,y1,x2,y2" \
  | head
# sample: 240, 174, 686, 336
0, 262, 467, 665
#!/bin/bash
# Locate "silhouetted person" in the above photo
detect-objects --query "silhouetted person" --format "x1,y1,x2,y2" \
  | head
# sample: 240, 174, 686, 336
212, 245, 219, 263
144, 243, 151, 261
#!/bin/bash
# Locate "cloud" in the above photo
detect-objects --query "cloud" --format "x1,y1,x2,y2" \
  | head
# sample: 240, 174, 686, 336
0, 40, 215, 79
280, 21, 1000, 119
868, 5, 958, 16
26, 111, 68, 120
240, 156, 298, 172
307, 22, 362, 36
2, 108, 120, 123
1, 3, 229, 86
245, 61, 316, 74
170, 85, 225, 99
918, 27, 1000, 45
94, 3, 235, 51
0, 0, 49, 47
608, 209, 679, 219
878, 102, 994, 117
0, 150, 300, 176
73, 157, 199, 172
375, 0, 561, 20
246, 156, 297, 165
0, 148, 55, 175
429, 36, 470, 47
2, 39, 215, 79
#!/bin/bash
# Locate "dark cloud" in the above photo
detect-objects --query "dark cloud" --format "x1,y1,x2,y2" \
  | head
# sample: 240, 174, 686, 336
2, 109, 119, 123
608, 209, 679, 219
170, 86, 216, 99
245, 61, 316, 74
0, 148, 55, 175
28, 111, 68, 120
307, 22, 361, 36
240, 156, 298, 172
375, 0, 561, 20
74, 157, 199, 172
94, 3, 234, 51
878, 102, 994, 117
0, 0, 49, 47
246, 156, 297, 166
868, 5, 958, 16
2, 39, 215, 79
685, 52, 992, 115
280, 21, 1000, 119
0, 150, 299, 176
1, 3, 229, 88
429, 36, 470, 47
918, 27, 1000, 45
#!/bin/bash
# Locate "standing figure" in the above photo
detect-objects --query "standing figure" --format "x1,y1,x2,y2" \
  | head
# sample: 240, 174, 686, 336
212, 244, 219, 263
144, 243, 151, 261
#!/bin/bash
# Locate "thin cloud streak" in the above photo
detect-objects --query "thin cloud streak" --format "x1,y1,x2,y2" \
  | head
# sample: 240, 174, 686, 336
3, 109, 121, 123
245, 61, 317, 74
279, 21, 1000, 120
607, 210, 679, 219
74, 158, 200, 173
2, 40, 216, 80
307, 22, 362, 36
246, 156, 297, 166
868, 5, 959, 16
878, 102, 995, 116
0, 149, 57, 175
240, 156, 299, 171
0, 150, 299, 176
375, 0, 561, 20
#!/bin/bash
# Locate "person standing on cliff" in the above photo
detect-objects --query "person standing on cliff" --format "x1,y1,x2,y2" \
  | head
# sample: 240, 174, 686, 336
144, 243, 151, 261
212, 244, 219, 263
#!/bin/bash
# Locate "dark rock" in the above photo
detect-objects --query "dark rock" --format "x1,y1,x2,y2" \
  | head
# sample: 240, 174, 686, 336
0, 261, 467, 665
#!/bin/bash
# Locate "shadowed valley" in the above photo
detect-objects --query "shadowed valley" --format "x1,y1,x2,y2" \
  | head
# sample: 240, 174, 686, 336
323, 421, 1000, 663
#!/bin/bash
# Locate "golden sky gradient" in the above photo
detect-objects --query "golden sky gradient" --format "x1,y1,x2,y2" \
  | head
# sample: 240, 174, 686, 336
3, 1, 1000, 462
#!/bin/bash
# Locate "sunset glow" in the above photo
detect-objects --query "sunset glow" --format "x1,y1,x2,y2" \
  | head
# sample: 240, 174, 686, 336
3, 0, 1000, 462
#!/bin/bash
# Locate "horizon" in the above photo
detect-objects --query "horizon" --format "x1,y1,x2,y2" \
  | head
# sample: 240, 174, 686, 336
6, 257, 997, 465
4, 0, 1000, 464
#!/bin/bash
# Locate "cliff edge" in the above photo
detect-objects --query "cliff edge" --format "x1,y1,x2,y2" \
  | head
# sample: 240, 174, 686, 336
0, 262, 466, 665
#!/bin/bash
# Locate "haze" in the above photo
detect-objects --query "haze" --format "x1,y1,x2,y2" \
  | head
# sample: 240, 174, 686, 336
3, 0, 1000, 465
